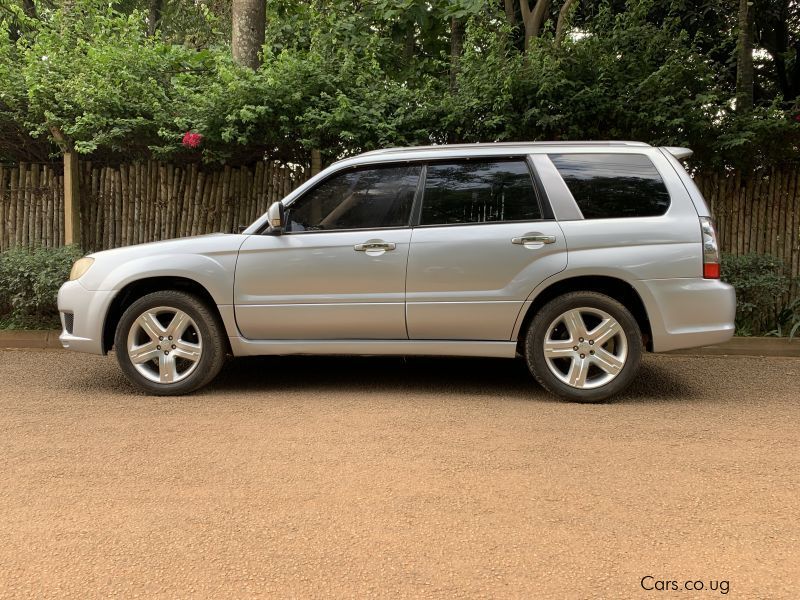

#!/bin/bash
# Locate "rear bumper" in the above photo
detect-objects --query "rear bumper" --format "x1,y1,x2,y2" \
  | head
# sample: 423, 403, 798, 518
57, 280, 116, 355
635, 278, 736, 352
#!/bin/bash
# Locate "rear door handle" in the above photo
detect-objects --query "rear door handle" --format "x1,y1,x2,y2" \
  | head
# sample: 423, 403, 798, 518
354, 241, 396, 252
511, 233, 556, 245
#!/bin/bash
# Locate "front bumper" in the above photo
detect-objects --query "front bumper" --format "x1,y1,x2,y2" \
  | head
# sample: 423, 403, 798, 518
635, 278, 736, 352
57, 280, 117, 355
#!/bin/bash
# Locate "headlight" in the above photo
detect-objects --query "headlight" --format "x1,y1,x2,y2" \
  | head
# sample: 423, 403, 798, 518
69, 257, 95, 281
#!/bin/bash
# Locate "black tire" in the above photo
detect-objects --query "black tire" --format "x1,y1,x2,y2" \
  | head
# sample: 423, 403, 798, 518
114, 290, 227, 395
524, 291, 643, 403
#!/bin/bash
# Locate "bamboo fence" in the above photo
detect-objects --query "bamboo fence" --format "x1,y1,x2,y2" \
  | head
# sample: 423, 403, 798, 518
694, 168, 800, 286
0, 163, 65, 250
0, 161, 798, 283
0, 160, 310, 252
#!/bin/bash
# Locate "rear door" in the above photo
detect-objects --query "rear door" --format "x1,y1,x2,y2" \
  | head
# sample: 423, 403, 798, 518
405, 158, 567, 340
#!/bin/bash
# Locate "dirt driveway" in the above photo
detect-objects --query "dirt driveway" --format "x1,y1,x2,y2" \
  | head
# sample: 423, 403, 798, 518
0, 350, 798, 598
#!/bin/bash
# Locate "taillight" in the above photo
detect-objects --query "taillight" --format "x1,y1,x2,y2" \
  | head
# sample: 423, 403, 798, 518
700, 217, 720, 279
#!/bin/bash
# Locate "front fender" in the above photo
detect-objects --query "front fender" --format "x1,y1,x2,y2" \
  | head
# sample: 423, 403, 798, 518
88, 253, 237, 305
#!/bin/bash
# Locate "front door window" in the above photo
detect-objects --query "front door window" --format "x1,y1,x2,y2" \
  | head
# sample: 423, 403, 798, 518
286, 165, 421, 232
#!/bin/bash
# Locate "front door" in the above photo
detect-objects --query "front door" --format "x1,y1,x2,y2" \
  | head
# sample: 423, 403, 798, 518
405, 158, 567, 340
234, 164, 421, 340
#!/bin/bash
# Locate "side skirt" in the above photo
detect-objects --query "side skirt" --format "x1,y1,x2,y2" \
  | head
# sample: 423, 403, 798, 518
228, 338, 518, 359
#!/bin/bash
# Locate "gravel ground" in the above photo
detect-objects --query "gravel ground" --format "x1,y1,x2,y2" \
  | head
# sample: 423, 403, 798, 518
0, 350, 798, 599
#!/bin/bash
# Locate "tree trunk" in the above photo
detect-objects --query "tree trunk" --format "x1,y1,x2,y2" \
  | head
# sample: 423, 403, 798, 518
520, 0, 550, 52
311, 149, 322, 176
449, 17, 465, 94
22, 0, 36, 18
232, 0, 266, 70
403, 26, 415, 64
735, 0, 754, 112
63, 152, 81, 247
555, 0, 579, 47
147, 0, 163, 37
791, 39, 800, 100
504, 0, 516, 26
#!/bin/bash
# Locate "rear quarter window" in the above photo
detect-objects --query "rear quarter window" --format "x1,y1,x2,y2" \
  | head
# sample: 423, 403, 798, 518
548, 153, 671, 219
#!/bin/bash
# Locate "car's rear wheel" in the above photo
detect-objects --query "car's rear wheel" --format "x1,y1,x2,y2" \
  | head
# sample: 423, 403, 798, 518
114, 290, 226, 395
524, 291, 643, 403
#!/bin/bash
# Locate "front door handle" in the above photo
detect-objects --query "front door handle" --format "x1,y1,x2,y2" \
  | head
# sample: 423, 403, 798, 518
511, 233, 556, 245
354, 241, 396, 252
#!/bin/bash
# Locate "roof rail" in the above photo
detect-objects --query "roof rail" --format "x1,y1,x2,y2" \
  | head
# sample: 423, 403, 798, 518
359, 141, 652, 157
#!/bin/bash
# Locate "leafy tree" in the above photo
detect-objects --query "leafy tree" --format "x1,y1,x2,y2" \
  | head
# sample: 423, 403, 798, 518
0, 0, 798, 167
17, 1, 180, 156
736, 0, 755, 112
755, 0, 800, 103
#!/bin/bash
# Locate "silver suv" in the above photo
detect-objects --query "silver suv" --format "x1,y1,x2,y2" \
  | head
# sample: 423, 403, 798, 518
58, 142, 735, 402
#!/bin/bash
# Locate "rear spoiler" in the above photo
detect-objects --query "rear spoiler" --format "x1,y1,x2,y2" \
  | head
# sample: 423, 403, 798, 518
662, 146, 693, 160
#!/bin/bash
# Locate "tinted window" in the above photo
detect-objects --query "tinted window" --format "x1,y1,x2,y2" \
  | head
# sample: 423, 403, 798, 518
420, 161, 541, 226
549, 153, 670, 219
287, 165, 421, 232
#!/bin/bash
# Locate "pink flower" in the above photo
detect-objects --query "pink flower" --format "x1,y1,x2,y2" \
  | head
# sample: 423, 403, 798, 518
182, 131, 203, 148
794, 114, 800, 122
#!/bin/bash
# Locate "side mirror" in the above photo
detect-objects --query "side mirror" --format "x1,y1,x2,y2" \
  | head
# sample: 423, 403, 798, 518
266, 202, 285, 234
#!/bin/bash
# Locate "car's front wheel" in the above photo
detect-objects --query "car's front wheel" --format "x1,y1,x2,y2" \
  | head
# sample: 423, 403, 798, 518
114, 290, 226, 395
524, 291, 643, 403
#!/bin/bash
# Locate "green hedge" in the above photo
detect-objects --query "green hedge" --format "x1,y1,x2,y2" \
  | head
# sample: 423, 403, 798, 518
721, 252, 799, 337
0, 245, 83, 329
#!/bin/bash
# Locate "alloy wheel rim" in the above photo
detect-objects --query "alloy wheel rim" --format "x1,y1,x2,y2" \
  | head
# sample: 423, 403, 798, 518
542, 307, 628, 390
126, 306, 202, 384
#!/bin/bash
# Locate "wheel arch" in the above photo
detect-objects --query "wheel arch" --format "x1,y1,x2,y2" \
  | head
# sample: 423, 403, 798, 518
102, 276, 228, 354
514, 275, 653, 353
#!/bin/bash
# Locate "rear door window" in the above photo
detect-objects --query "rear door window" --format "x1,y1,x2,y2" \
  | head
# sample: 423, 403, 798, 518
420, 160, 541, 226
548, 153, 671, 219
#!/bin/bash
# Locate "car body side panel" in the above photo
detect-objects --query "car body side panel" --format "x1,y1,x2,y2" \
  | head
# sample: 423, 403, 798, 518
58, 234, 247, 351
234, 229, 412, 339
529, 155, 583, 221
227, 338, 518, 358
58, 281, 116, 354
512, 148, 734, 352
632, 278, 735, 351
555, 218, 702, 279
659, 148, 712, 217
405, 221, 567, 340
78, 233, 246, 305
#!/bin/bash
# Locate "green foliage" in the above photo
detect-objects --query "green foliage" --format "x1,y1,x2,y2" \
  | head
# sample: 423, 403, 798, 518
0, 0, 799, 167
788, 300, 800, 340
715, 102, 800, 169
0, 245, 83, 329
15, 1, 197, 158
439, 17, 521, 143
721, 252, 793, 336
772, 296, 800, 340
